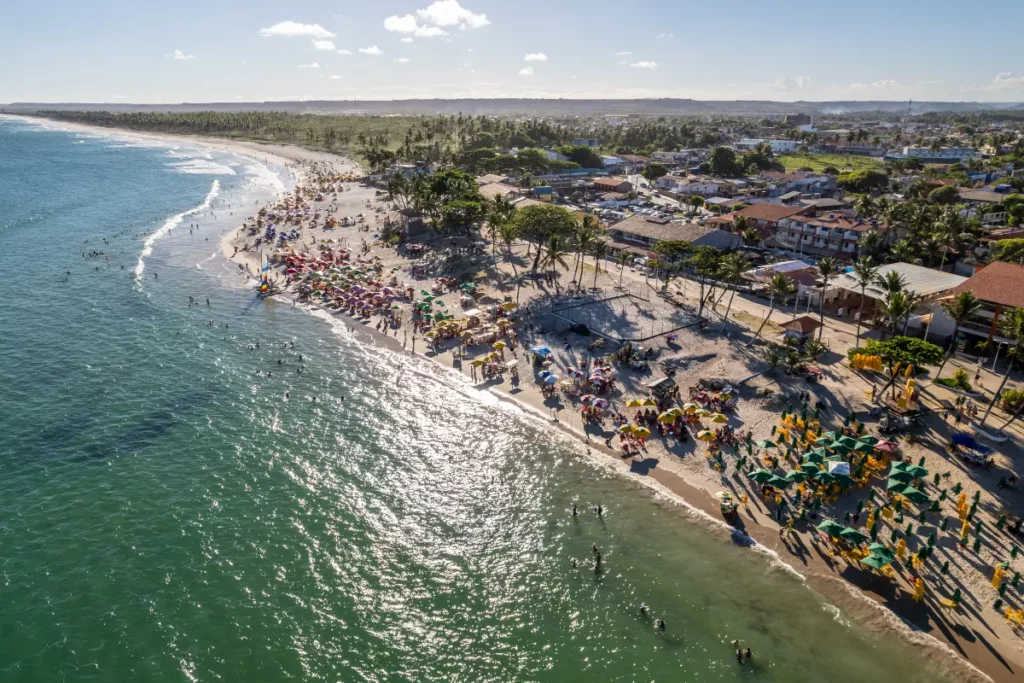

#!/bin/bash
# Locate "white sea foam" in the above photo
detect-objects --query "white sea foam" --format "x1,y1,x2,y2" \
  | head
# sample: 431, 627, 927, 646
134, 180, 220, 283
168, 159, 237, 175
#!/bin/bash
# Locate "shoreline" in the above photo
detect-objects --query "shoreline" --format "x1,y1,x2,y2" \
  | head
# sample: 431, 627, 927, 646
21, 115, 1021, 682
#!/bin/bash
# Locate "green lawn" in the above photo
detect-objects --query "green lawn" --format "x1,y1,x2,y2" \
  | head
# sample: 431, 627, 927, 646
777, 153, 883, 173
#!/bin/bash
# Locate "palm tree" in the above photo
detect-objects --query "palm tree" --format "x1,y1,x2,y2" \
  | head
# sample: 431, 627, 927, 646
498, 222, 522, 304
935, 291, 982, 379
716, 252, 748, 325
486, 194, 516, 255
855, 195, 876, 219
572, 218, 599, 286
541, 234, 571, 287
880, 291, 912, 339
750, 273, 795, 344
979, 308, 1024, 429
590, 241, 609, 290
850, 257, 878, 349
815, 257, 840, 341
616, 251, 631, 289
874, 270, 908, 300
888, 239, 917, 264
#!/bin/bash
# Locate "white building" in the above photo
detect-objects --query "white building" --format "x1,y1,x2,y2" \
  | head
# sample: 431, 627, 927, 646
734, 138, 798, 154
655, 175, 720, 196
898, 146, 978, 163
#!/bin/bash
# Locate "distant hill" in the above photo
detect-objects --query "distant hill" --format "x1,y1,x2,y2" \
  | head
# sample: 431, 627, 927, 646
3, 98, 1021, 117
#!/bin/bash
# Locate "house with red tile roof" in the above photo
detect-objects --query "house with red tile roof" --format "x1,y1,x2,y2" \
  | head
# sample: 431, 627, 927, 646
949, 261, 1024, 343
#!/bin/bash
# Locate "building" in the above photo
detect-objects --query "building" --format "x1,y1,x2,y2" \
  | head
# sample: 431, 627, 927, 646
650, 149, 708, 166
775, 212, 887, 258
733, 138, 799, 154
479, 183, 520, 200
782, 316, 823, 342
785, 113, 812, 127
894, 146, 978, 163
958, 188, 1006, 205
758, 171, 837, 198
601, 155, 627, 173
831, 262, 967, 339
592, 176, 633, 194
476, 173, 506, 185
731, 204, 809, 241
605, 215, 741, 254
656, 174, 720, 196
949, 261, 1024, 344
572, 138, 600, 148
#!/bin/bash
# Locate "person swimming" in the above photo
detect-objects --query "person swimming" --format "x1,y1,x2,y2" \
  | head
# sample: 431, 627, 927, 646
639, 603, 648, 615
571, 504, 578, 516
655, 619, 665, 631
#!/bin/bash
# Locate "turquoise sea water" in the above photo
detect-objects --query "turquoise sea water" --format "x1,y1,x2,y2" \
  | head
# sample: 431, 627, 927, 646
0, 118, 960, 682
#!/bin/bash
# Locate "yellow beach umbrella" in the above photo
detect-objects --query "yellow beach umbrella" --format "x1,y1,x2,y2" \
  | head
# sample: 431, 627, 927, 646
617, 424, 636, 434
682, 402, 700, 413
493, 341, 507, 350
710, 413, 728, 424
500, 302, 517, 310
696, 429, 716, 441
657, 411, 677, 423
696, 408, 712, 418
470, 359, 486, 367
666, 406, 684, 416
634, 427, 652, 438
626, 398, 644, 408
641, 398, 657, 406
496, 318, 511, 327
424, 331, 438, 338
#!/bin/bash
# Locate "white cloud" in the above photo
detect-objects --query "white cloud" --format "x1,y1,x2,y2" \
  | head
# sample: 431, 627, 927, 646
359, 46, 383, 55
983, 72, 1024, 91
656, 32, 673, 39
772, 75, 812, 90
299, 62, 320, 69
524, 53, 547, 62
630, 61, 658, 70
394, 58, 411, 64
259, 21, 335, 39
415, 1, 490, 29
337, 49, 352, 55
312, 40, 336, 51
401, 37, 414, 43
614, 51, 632, 56
169, 49, 195, 60
329, 75, 344, 80
383, 13, 449, 37
519, 67, 534, 76
848, 79, 898, 91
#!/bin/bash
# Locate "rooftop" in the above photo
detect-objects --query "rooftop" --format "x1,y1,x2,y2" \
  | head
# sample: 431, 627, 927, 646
735, 203, 807, 223
593, 176, 630, 187
476, 173, 506, 185
787, 213, 882, 233
783, 316, 823, 334
480, 183, 519, 199
610, 215, 716, 243
951, 261, 1024, 309
833, 262, 967, 299
959, 189, 1006, 204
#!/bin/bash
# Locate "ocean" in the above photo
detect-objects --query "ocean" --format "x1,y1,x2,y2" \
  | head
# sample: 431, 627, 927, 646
0, 117, 960, 682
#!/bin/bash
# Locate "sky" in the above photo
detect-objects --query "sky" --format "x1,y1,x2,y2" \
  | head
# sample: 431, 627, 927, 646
2, 0, 1024, 104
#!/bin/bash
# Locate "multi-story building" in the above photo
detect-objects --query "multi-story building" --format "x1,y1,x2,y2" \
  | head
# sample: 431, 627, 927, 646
775, 213, 886, 258
785, 113, 812, 127
733, 138, 799, 154
894, 146, 978, 163
949, 261, 1024, 344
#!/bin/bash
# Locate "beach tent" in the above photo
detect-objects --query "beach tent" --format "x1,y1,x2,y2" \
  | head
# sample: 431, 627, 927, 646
817, 520, 844, 536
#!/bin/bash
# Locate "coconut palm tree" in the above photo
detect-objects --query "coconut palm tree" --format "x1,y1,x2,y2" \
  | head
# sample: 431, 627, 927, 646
815, 257, 840, 341
855, 195, 876, 219
498, 222, 523, 304
850, 257, 878, 349
616, 251, 631, 289
716, 252, 748, 325
590, 241, 609, 290
572, 218, 599, 286
935, 291, 982, 379
486, 194, 517, 255
979, 307, 1024, 429
541, 233, 572, 286
750, 273, 795, 345
887, 239, 917, 264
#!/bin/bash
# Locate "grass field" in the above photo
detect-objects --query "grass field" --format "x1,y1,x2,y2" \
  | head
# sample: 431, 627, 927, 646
777, 153, 883, 173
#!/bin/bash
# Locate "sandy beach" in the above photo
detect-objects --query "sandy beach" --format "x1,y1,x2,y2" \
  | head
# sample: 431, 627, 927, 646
27, 115, 1024, 682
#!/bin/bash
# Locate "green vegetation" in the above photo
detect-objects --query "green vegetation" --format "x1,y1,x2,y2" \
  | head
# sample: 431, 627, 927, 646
936, 368, 974, 392
847, 337, 945, 369
777, 153, 882, 173
1000, 388, 1024, 412
837, 168, 889, 192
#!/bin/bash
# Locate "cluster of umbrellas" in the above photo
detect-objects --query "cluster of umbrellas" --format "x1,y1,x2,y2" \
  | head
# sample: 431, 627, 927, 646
817, 520, 896, 570
580, 394, 610, 409
886, 461, 931, 504
617, 424, 652, 439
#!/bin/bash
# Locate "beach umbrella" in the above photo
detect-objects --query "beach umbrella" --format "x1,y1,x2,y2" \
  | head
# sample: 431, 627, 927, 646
544, 375, 559, 384
906, 465, 929, 479
901, 487, 930, 505
816, 471, 837, 485
817, 520, 845, 536
887, 479, 911, 493
868, 543, 896, 561
580, 394, 597, 404
767, 476, 792, 490
657, 411, 678, 423
696, 429, 716, 441
530, 346, 551, 356
710, 413, 729, 424
493, 341, 507, 350
592, 398, 609, 409
641, 398, 658, 407
829, 441, 852, 455
749, 469, 774, 483
859, 435, 879, 446
755, 439, 777, 448
682, 402, 700, 413
634, 427, 652, 439
666, 407, 685, 417
839, 527, 870, 545
837, 435, 859, 448
618, 424, 636, 434
784, 469, 807, 483
804, 449, 828, 463
890, 461, 911, 473
853, 440, 876, 454
799, 462, 821, 475
860, 554, 892, 571
626, 398, 644, 408
834, 473, 857, 488
827, 460, 851, 476
888, 470, 913, 483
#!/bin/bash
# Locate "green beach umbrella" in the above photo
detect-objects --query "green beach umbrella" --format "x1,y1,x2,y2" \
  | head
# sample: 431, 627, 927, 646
858, 435, 879, 446
906, 465, 929, 479
784, 469, 807, 483
766, 476, 792, 489
817, 520, 844, 536
901, 487, 930, 505
804, 449, 828, 463
816, 471, 837, 485
838, 435, 859, 448
799, 462, 821, 475
861, 554, 892, 570
891, 461, 911, 473
755, 439, 777, 448
840, 527, 870, 544
833, 473, 857, 488
829, 441, 852, 455
888, 470, 913, 483
749, 469, 774, 483
853, 440, 876, 453
887, 479, 911, 493
868, 543, 895, 560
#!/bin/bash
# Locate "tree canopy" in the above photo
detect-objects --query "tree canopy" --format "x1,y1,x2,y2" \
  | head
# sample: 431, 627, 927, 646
928, 185, 961, 205
837, 169, 889, 193
642, 163, 669, 183
512, 204, 580, 270
849, 336, 945, 368
708, 147, 743, 177
557, 145, 603, 169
